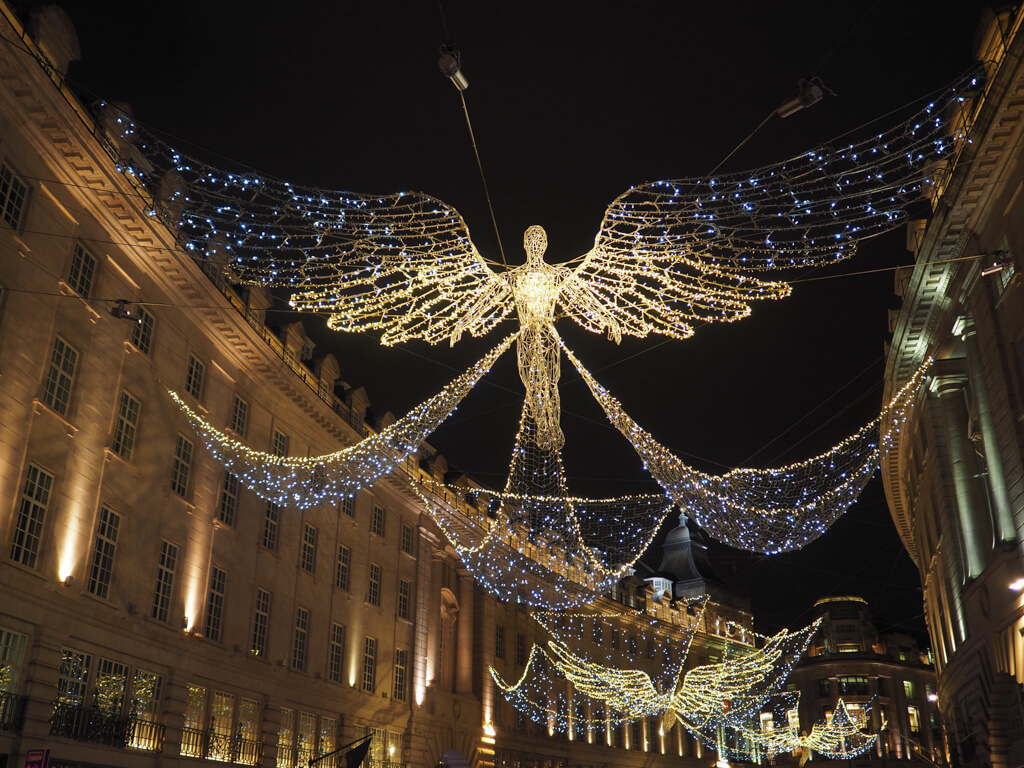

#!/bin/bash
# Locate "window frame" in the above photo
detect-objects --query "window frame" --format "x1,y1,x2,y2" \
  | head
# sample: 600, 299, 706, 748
10, 463, 54, 569
42, 335, 78, 417
151, 540, 179, 623
86, 506, 121, 599
67, 242, 97, 298
111, 390, 141, 461
0, 163, 29, 230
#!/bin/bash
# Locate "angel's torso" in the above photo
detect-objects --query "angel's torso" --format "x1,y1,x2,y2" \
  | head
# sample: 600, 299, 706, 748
508, 262, 567, 325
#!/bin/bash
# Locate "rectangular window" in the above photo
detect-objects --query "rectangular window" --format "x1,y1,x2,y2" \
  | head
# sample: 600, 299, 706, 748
371, 505, 385, 537
817, 678, 831, 697
171, 434, 193, 497
130, 306, 154, 355
86, 506, 120, 599
367, 562, 382, 606
631, 719, 643, 749
54, 648, 92, 710
94, 657, 129, 714
397, 579, 412, 620
128, 668, 162, 722
903, 680, 916, 699
401, 523, 414, 555
335, 545, 351, 590
251, 588, 271, 656
238, 697, 258, 742
516, 634, 527, 666
0, 628, 29, 693
218, 473, 238, 526
319, 716, 336, 756
111, 390, 141, 460
393, 648, 408, 701
272, 429, 289, 457
151, 541, 178, 622
185, 355, 205, 400
296, 712, 316, 764
182, 684, 208, 756
230, 395, 249, 437
262, 502, 280, 551
204, 566, 227, 641
209, 691, 235, 760
907, 705, 921, 732
292, 607, 309, 671
838, 676, 871, 696
362, 637, 377, 692
277, 708, 294, 768
495, 626, 505, 659
786, 708, 800, 732
42, 335, 78, 417
759, 712, 774, 732
342, 496, 355, 518
10, 463, 53, 569
300, 524, 317, 573
68, 243, 96, 297
0, 164, 28, 228
328, 624, 345, 683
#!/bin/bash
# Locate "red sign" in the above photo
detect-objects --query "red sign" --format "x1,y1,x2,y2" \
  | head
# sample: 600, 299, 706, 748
24, 749, 50, 768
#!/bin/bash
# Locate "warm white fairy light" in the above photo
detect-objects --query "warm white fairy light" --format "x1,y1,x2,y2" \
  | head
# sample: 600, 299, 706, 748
116, 72, 973, 457
562, 340, 934, 553
165, 334, 515, 508
406, 397, 675, 609
491, 615, 823, 757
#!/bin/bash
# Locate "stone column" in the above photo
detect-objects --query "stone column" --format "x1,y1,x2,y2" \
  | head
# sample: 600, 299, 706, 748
455, 569, 474, 694
414, 528, 440, 704
930, 374, 991, 579
427, 552, 444, 687
956, 314, 1016, 543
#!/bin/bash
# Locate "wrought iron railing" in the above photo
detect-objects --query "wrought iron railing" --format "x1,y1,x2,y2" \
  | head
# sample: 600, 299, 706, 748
0, 690, 26, 731
182, 726, 264, 765
49, 703, 163, 751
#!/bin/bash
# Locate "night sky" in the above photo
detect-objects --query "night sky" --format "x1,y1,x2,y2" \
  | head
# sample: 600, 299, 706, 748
41, 0, 993, 639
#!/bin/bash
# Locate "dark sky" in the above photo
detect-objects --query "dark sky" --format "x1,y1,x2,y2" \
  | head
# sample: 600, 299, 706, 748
45, 0, 993, 638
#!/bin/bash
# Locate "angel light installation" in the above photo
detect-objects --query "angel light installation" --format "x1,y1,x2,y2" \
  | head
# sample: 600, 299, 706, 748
121, 69, 977, 570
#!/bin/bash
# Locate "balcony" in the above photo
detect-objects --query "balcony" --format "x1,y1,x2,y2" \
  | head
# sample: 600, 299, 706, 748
182, 726, 264, 766
49, 703, 164, 751
0, 690, 26, 731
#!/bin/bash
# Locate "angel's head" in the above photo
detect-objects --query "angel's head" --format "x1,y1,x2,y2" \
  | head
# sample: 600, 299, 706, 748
524, 225, 548, 264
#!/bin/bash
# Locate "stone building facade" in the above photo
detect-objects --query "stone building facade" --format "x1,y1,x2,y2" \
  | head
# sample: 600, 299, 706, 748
882, 5, 1024, 767
787, 596, 941, 764
0, 6, 754, 768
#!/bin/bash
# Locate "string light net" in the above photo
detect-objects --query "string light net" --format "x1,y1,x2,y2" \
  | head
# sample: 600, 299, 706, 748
409, 402, 674, 609
562, 339, 933, 553
165, 334, 515, 508
492, 613, 823, 759
490, 604, 707, 736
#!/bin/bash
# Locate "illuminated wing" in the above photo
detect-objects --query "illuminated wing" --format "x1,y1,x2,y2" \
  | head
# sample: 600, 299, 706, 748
674, 621, 819, 726
124, 123, 513, 345
565, 72, 976, 340
545, 639, 669, 717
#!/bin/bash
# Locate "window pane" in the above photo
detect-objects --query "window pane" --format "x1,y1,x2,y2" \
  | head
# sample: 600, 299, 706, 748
10, 464, 53, 569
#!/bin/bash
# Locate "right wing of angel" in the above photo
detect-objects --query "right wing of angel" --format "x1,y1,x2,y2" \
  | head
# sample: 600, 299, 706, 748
123, 122, 513, 345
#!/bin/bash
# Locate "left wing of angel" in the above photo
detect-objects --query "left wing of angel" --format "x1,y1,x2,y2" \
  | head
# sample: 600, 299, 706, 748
119, 117, 513, 345
564, 70, 979, 341
545, 639, 669, 717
